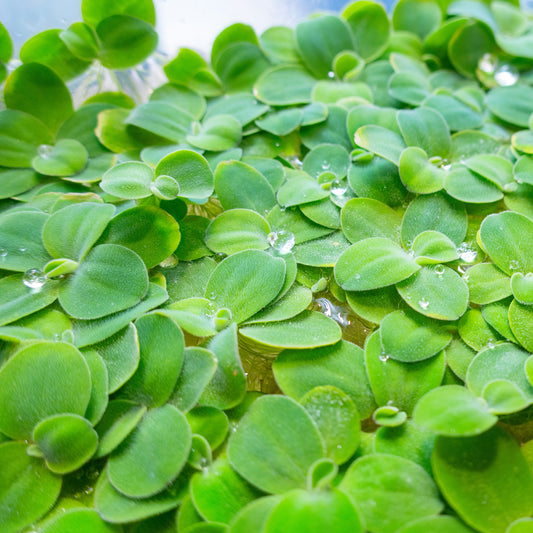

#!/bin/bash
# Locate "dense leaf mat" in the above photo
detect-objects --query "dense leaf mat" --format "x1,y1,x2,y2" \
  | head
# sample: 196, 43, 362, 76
1, 0, 533, 531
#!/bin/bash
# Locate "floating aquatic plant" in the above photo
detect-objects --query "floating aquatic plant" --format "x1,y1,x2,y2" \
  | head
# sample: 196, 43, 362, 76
1, 0, 533, 531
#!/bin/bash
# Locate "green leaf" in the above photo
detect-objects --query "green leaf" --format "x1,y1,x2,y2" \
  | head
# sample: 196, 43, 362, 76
397, 107, 451, 159
398, 146, 445, 194
466, 263, 512, 305
4, 63, 73, 133
33, 413, 98, 474
277, 172, 329, 208
108, 405, 191, 498
395, 516, 479, 533
20, 29, 91, 80
486, 85, 533, 127
295, 15, 354, 79
0, 210, 53, 272
397, 264, 469, 320
514, 155, 533, 187
82, 0, 155, 28
432, 427, 533, 533
463, 154, 515, 191
341, 197, 402, 244
0, 341, 91, 439
118, 313, 184, 407
353, 125, 407, 165
423, 94, 483, 131
205, 94, 268, 126
94, 467, 187, 524
389, 72, 430, 106
227, 395, 325, 494
239, 310, 342, 349
414, 385, 497, 436
334, 237, 420, 291
59, 22, 100, 61
31, 139, 88, 177
166, 348, 216, 415
187, 115, 242, 152
293, 231, 350, 267
215, 160, 275, 213
466, 342, 533, 404
161, 298, 218, 338
0, 441, 62, 533
342, 1, 390, 60
205, 250, 285, 324
198, 324, 247, 410
340, 453, 443, 533
156, 149, 214, 201
401, 192, 467, 247
511, 272, 533, 305
264, 489, 364, 533
255, 108, 302, 137
482, 379, 529, 415
41, 508, 122, 533
0, 274, 59, 326
509, 299, 533, 352
393, 0, 441, 40
190, 457, 259, 524
412, 230, 459, 264
81, 349, 109, 425
365, 330, 445, 414
0, 109, 53, 168
205, 209, 270, 255
380, 309, 452, 362
100, 206, 181, 268
187, 407, 228, 451
100, 161, 154, 199
254, 65, 316, 106
97, 15, 158, 69
480, 211, 533, 275
95, 400, 147, 458
445, 166, 504, 204
43, 202, 115, 262
300, 386, 361, 465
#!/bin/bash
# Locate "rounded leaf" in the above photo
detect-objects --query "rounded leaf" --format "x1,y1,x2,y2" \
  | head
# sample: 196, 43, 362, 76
33, 413, 98, 474
227, 395, 325, 494
108, 404, 191, 498
58, 244, 148, 319
0, 341, 91, 440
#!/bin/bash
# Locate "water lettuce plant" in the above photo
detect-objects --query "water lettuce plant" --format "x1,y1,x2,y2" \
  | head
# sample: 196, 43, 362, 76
1, 0, 533, 531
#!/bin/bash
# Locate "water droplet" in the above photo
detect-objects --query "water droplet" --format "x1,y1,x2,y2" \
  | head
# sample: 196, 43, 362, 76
478, 53, 498, 74
19, 247, 27, 253
286, 155, 303, 169
504, 182, 518, 192
457, 243, 477, 263
37, 144, 54, 158
418, 298, 429, 310
509, 260, 520, 271
267, 230, 295, 254
494, 64, 519, 86
379, 353, 390, 362
354, 273, 361, 281
321, 160, 331, 170
487, 339, 496, 349
327, 70, 335, 79
23, 268, 46, 289
526, 272, 533, 279
330, 179, 347, 197
158, 255, 178, 268
0, 248, 6, 259
435, 264, 445, 277
205, 301, 217, 317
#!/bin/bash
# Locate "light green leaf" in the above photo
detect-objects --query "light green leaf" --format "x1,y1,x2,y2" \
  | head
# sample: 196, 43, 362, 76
108, 405, 191, 498
227, 395, 325, 494
334, 237, 420, 291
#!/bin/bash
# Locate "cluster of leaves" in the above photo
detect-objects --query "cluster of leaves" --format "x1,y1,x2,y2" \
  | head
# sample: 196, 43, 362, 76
2, 0, 533, 531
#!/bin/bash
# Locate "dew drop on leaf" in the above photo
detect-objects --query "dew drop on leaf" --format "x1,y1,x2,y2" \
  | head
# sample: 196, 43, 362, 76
478, 53, 498, 74
267, 230, 295, 254
0, 248, 6, 258
37, 144, 54, 158
509, 260, 520, 271
379, 353, 390, 362
435, 264, 445, 277
418, 298, 430, 309
330, 179, 347, 196
327, 71, 335, 79
457, 243, 477, 263
494, 64, 519, 86
22, 268, 46, 289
